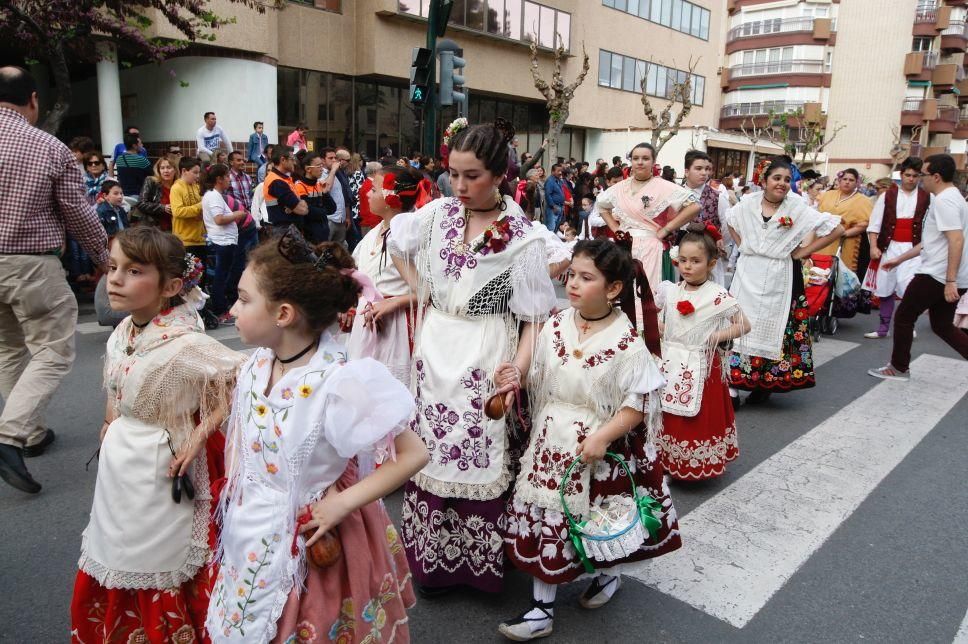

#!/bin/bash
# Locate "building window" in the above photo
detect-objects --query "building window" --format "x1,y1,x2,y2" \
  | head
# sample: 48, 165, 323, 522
602, 0, 710, 40
289, 0, 341, 11
399, 0, 569, 50
598, 49, 705, 105
912, 36, 933, 51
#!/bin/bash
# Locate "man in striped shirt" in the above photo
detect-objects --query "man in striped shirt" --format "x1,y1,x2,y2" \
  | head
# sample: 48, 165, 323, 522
0, 67, 108, 494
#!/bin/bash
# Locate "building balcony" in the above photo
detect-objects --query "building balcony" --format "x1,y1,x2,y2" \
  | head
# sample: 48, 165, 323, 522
901, 98, 937, 126
719, 100, 815, 129
923, 145, 951, 157
913, 5, 952, 36
725, 17, 836, 53
723, 59, 829, 91
956, 119, 968, 138
905, 50, 941, 80
932, 63, 967, 92
929, 105, 960, 133
958, 78, 968, 102
940, 21, 968, 51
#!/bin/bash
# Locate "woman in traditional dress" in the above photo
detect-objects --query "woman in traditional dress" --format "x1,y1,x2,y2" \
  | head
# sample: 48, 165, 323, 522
209, 232, 427, 643
346, 165, 430, 384
390, 119, 558, 595
726, 159, 844, 405
500, 240, 681, 641
816, 168, 872, 272
597, 142, 700, 303
71, 227, 244, 642
656, 224, 750, 480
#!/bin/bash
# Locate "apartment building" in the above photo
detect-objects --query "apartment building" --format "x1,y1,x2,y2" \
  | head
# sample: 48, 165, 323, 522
60, 0, 726, 166
720, 0, 967, 180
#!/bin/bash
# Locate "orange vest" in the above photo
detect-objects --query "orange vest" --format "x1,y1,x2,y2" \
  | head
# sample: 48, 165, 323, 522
262, 171, 297, 207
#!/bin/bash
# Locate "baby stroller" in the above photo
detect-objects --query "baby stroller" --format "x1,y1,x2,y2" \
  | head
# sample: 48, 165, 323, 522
806, 253, 839, 338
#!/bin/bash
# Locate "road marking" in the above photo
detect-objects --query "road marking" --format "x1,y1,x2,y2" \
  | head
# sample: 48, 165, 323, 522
626, 353, 968, 629
954, 607, 968, 644
811, 337, 859, 368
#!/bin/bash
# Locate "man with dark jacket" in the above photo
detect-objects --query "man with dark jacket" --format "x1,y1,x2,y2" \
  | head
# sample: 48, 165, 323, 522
294, 151, 335, 243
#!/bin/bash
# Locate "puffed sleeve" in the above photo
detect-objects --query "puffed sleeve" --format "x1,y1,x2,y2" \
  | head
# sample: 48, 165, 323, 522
668, 185, 699, 210
808, 209, 842, 236
653, 280, 676, 311
322, 358, 416, 459
509, 238, 559, 322
387, 208, 425, 259
619, 350, 666, 411
535, 225, 572, 265
596, 185, 617, 210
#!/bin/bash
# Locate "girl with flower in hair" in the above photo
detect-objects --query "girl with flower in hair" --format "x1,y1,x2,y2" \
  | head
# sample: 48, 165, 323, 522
655, 224, 750, 480
346, 164, 432, 384
389, 118, 558, 596
208, 229, 427, 643
725, 159, 844, 405
71, 226, 245, 642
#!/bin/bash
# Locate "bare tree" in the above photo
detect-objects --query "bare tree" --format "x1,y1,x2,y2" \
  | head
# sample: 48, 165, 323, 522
528, 38, 590, 164
760, 106, 845, 168
889, 123, 923, 172
639, 57, 699, 155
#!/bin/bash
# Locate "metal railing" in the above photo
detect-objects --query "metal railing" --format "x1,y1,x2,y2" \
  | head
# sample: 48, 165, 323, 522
936, 106, 960, 122
960, 105, 968, 120
728, 59, 825, 77
721, 101, 806, 118
726, 16, 833, 42
915, 8, 938, 23
922, 50, 941, 69
902, 98, 929, 112
941, 20, 968, 37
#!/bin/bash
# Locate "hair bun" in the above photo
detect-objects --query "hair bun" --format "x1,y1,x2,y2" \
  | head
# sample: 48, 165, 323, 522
493, 117, 516, 147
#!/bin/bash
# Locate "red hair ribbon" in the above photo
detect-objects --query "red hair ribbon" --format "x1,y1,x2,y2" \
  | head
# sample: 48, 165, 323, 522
705, 224, 722, 242
383, 172, 430, 210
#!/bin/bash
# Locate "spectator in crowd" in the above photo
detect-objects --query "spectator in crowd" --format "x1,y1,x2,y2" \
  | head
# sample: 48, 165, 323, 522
523, 167, 546, 223
262, 145, 308, 234
358, 161, 384, 229
257, 143, 276, 183
114, 131, 152, 198
662, 165, 677, 183
544, 162, 566, 231
170, 156, 207, 264
81, 152, 110, 205
133, 156, 176, 230
286, 123, 309, 153
200, 163, 246, 324
870, 153, 968, 380
225, 151, 254, 212
0, 66, 108, 494
437, 160, 453, 197
247, 121, 268, 165
321, 147, 354, 246
69, 136, 97, 171
111, 125, 147, 166
223, 151, 258, 275
348, 153, 366, 223
294, 150, 335, 243
95, 180, 129, 237
196, 111, 232, 162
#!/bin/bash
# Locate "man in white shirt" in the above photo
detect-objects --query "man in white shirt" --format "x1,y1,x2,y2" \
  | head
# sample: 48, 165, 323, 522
869, 154, 968, 380
683, 150, 731, 285
196, 111, 232, 162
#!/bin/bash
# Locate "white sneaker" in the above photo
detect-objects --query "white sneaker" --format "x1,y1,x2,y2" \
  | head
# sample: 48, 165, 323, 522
867, 364, 910, 382
913, 330, 918, 339
864, 331, 887, 339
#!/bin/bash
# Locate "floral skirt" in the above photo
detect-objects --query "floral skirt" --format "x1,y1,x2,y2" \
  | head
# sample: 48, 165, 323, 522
271, 462, 415, 644
71, 432, 226, 644
729, 266, 816, 392
400, 482, 508, 593
504, 430, 682, 585
658, 355, 739, 480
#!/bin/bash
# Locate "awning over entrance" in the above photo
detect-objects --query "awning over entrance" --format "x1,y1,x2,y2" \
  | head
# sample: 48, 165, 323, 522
706, 131, 786, 155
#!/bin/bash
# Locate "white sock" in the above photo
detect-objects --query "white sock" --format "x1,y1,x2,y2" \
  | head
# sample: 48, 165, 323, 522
592, 574, 620, 600
729, 387, 739, 398
522, 579, 556, 628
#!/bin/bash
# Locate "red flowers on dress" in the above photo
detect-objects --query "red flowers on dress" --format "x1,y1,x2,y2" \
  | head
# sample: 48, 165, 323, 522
676, 300, 695, 316
777, 215, 794, 228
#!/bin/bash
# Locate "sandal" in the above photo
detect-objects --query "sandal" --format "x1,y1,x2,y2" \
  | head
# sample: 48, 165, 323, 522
497, 599, 554, 641
579, 574, 621, 609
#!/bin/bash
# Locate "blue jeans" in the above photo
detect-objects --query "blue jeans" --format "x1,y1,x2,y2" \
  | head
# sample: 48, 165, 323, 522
211, 243, 239, 315
544, 208, 561, 232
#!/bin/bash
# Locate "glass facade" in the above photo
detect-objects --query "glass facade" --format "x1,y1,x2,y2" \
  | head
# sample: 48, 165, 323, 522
598, 50, 705, 106
399, 0, 570, 50
602, 0, 711, 40
277, 66, 585, 161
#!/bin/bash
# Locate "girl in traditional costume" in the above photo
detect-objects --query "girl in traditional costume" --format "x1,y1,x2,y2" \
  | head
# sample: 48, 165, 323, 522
389, 119, 558, 595
499, 239, 681, 641
816, 168, 872, 273
597, 142, 700, 301
656, 224, 750, 480
346, 165, 431, 384
207, 230, 428, 644
71, 227, 244, 643
726, 160, 844, 404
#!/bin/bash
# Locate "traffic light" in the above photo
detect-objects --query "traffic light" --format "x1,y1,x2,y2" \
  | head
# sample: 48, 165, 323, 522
438, 50, 466, 112
409, 47, 433, 106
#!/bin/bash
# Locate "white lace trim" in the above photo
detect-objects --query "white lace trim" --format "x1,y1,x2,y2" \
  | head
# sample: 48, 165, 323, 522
78, 461, 212, 590
411, 450, 512, 500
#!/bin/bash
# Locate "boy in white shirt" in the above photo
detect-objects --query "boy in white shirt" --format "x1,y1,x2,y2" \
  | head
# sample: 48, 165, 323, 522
201, 164, 246, 324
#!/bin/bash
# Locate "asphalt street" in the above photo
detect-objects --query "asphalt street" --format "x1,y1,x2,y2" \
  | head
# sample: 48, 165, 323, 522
1, 292, 966, 644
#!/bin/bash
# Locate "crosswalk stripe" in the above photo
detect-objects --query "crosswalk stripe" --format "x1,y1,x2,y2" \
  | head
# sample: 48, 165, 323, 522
809, 337, 859, 368
954, 608, 968, 644
626, 353, 968, 629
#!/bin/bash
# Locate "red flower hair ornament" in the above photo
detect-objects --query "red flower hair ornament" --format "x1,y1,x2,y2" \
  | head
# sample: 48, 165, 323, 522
676, 300, 695, 316
382, 173, 434, 210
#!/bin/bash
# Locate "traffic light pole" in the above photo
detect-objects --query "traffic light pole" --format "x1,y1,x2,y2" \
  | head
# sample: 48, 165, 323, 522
422, 0, 440, 156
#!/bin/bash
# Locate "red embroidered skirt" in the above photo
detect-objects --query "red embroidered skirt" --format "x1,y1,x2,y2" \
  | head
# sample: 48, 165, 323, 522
658, 354, 739, 480
70, 433, 226, 643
